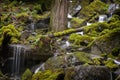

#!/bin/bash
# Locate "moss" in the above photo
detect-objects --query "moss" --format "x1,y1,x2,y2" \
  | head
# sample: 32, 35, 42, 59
111, 47, 120, 56
69, 33, 94, 46
97, 28, 120, 42
53, 29, 76, 37
21, 69, 32, 80
84, 22, 109, 37
64, 67, 75, 80
74, 52, 92, 63
71, 18, 84, 28
32, 69, 63, 80
108, 15, 120, 23
92, 58, 101, 65
0, 24, 20, 45
80, 0, 108, 18
104, 59, 118, 69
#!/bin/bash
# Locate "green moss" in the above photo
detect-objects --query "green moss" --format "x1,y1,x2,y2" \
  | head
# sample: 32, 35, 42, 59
0, 24, 20, 45
53, 29, 76, 37
69, 34, 94, 46
21, 69, 32, 80
80, 0, 108, 18
32, 69, 63, 80
84, 22, 109, 37
64, 67, 75, 80
71, 18, 85, 28
92, 58, 101, 65
74, 52, 92, 63
97, 28, 120, 42
104, 59, 118, 69
111, 47, 120, 56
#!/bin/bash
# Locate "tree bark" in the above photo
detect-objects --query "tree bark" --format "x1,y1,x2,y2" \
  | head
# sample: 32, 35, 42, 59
50, 0, 68, 32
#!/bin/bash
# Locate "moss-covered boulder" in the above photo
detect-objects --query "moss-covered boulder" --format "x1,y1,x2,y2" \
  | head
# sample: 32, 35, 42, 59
79, 0, 108, 19
90, 28, 120, 54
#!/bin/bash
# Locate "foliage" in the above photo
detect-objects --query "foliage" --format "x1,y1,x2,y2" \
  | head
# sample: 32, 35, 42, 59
21, 69, 32, 80
32, 69, 63, 80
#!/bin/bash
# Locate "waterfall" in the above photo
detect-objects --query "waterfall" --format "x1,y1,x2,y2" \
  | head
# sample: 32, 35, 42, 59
34, 63, 45, 73
98, 15, 107, 22
68, 21, 71, 28
68, 13, 72, 19
11, 44, 27, 79
76, 31, 84, 36
75, 5, 82, 11
86, 22, 92, 26
31, 23, 35, 31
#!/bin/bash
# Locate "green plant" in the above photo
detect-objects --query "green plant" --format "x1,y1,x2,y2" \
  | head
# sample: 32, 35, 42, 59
21, 69, 32, 80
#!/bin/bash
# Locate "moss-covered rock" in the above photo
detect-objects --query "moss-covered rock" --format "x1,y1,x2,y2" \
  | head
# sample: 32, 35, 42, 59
79, 0, 108, 19
32, 69, 64, 80
0, 24, 20, 45
74, 52, 92, 64
90, 28, 120, 54
69, 33, 94, 46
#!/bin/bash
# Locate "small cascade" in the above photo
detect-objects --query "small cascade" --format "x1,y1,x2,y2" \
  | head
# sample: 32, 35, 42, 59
34, 63, 45, 73
10, 44, 28, 80
98, 15, 107, 22
75, 5, 82, 11
30, 23, 35, 31
86, 22, 92, 26
68, 21, 71, 28
68, 13, 72, 19
76, 31, 84, 36
61, 40, 71, 49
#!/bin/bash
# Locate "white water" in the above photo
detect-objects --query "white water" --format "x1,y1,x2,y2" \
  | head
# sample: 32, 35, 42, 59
76, 31, 84, 36
68, 21, 71, 28
98, 15, 107, 22
34, 63, 45, 73
75, 5, 82, 11
86, 22, 92, 26
12, 45, 22, 76
11, 44, 28, 80
31, 23, 35, 31
68, 13, 72, 19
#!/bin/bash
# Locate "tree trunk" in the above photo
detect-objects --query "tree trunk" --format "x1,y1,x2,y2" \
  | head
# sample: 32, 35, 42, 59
50, 0, 68, 32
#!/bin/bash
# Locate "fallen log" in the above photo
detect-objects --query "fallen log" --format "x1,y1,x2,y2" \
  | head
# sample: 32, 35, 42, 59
48, 28, 84, 38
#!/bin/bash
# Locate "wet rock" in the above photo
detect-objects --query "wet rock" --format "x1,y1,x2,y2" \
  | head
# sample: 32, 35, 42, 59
73, 65, 112, 80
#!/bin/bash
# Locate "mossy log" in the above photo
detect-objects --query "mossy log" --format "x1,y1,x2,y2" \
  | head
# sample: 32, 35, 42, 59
48, 28, 84, 38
